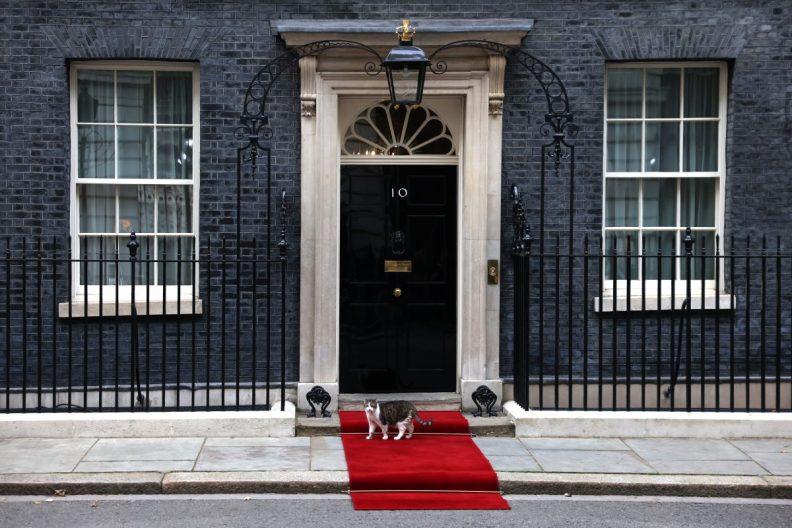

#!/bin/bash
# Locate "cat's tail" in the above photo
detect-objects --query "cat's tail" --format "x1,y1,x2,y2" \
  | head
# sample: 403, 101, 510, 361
411, 410, 432, 427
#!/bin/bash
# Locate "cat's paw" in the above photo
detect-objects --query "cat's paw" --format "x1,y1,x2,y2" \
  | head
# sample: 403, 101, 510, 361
366, 435, 372, 440
382, 435, 388, 440
406, 434, 412, 439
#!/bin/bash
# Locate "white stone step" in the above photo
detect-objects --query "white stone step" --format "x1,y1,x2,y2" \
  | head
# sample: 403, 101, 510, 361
338, 392, 462, 411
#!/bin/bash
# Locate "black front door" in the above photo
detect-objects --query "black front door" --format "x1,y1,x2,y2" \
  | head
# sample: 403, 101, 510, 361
340, 165, 457, 393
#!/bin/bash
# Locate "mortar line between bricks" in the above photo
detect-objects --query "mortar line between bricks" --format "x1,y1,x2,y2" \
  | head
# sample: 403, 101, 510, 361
72, 438, 100, 472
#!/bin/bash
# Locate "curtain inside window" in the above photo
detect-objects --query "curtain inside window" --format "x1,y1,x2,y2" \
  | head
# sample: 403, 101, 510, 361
607, 123, 641, 172
157, 72, 192, 124
683, 122, 718, 171
681, 178, 716, 228
605, 179, 639, 227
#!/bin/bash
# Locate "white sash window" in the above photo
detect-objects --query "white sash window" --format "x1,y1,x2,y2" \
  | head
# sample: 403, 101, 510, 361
603, 62, 727, 293
70, 62, 199, 301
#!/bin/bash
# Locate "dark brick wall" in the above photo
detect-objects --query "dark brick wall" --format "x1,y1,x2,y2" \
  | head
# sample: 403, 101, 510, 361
0, 1, 790, 396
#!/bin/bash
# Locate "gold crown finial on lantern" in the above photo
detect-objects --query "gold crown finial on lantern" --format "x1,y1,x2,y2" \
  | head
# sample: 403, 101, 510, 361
397, 19, 415, 42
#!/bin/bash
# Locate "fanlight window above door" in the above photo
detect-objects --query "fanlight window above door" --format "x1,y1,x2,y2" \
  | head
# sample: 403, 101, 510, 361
342, 102, 456, 156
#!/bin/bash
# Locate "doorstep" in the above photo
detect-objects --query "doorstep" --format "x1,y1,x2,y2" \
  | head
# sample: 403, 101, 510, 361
296, 412, 514, 437
337, 392, 462, 411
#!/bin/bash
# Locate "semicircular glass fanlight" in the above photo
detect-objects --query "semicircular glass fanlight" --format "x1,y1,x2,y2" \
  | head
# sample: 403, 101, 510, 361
342, 101, 456, 156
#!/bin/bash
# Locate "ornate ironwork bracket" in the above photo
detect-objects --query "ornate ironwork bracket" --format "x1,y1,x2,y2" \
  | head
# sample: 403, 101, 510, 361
306, 385, 332, 418
471, 385, 498, 417
428, 40, 577, 138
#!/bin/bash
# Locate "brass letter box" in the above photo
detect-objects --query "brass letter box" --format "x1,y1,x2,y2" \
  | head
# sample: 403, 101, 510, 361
384, 260, 412, 273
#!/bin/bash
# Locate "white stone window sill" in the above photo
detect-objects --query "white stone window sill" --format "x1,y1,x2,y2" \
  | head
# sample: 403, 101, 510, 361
58, 299, 203, 318
593, 294, 735, 313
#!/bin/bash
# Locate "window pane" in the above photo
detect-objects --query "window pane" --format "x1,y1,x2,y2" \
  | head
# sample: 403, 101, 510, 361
118, 126, 153, 178
684, 68, 719, 118
157, 127, 193, 179
683, 122, 718, 171
681, 178, 716, 227
642, 231, 676, 280
605, 179, 639, 227
607, 69, 642, 118
156, 71, 193, 124
117, 71, 153, 123
77, 125, 114, 178
645, 122, 679, 171
157, 186, 192, 233
604, 231, 639, 280
643, 178, 677, 227
77, 70, 113, 123
645, 68, 680, 118
607, 123, 641, 172
158, 236, 194, 286
79, 236, 123, 285
79, 185, 114, 233
118, 185, 155, 233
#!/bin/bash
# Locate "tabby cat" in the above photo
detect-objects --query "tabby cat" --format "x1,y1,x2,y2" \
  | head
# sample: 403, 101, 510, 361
364, 399, 432, 440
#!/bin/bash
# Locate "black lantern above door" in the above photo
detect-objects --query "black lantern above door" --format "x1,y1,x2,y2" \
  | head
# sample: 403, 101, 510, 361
383, 20, 430, 106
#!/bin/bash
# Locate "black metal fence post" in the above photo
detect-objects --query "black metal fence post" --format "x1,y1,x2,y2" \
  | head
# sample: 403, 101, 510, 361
278, 191, 289, 411
684, 227, 694, 411
5, 238, 10, 413
127, 233, 143, 411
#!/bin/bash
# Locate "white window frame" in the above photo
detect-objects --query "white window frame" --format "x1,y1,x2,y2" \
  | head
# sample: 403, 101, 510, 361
68, 60, 200, 303
602, 61, 728, 299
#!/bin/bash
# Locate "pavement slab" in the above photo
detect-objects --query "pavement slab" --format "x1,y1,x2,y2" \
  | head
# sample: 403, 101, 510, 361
519, 438, 629, 451
644, 459, 769, 476
84, 438, 204, 462
474, 437, 531, 456
310, 436, 343, 450
486, 455, 541, 472
747, 453, 792, 475
203, 437, 310, 448
625, 438, 751, 462
310, 450, 348, 471
74, 460, 195, 473
531, 449, 656, 474
0, 438, 97, 473
731, 439, 792, 453
194, 446, 310, 471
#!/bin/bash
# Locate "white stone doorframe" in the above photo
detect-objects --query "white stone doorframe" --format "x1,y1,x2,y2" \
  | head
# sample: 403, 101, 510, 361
291, 41, 515, 412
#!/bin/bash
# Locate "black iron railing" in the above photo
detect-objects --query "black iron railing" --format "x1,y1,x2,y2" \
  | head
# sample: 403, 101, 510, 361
511, 223, 792, 412
0, 232, 289, 413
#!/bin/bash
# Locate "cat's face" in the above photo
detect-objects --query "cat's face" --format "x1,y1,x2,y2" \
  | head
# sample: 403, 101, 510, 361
364, 399, 378, 414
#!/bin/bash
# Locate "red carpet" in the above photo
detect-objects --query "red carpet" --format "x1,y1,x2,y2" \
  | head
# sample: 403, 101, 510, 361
340, 410, 510, 510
